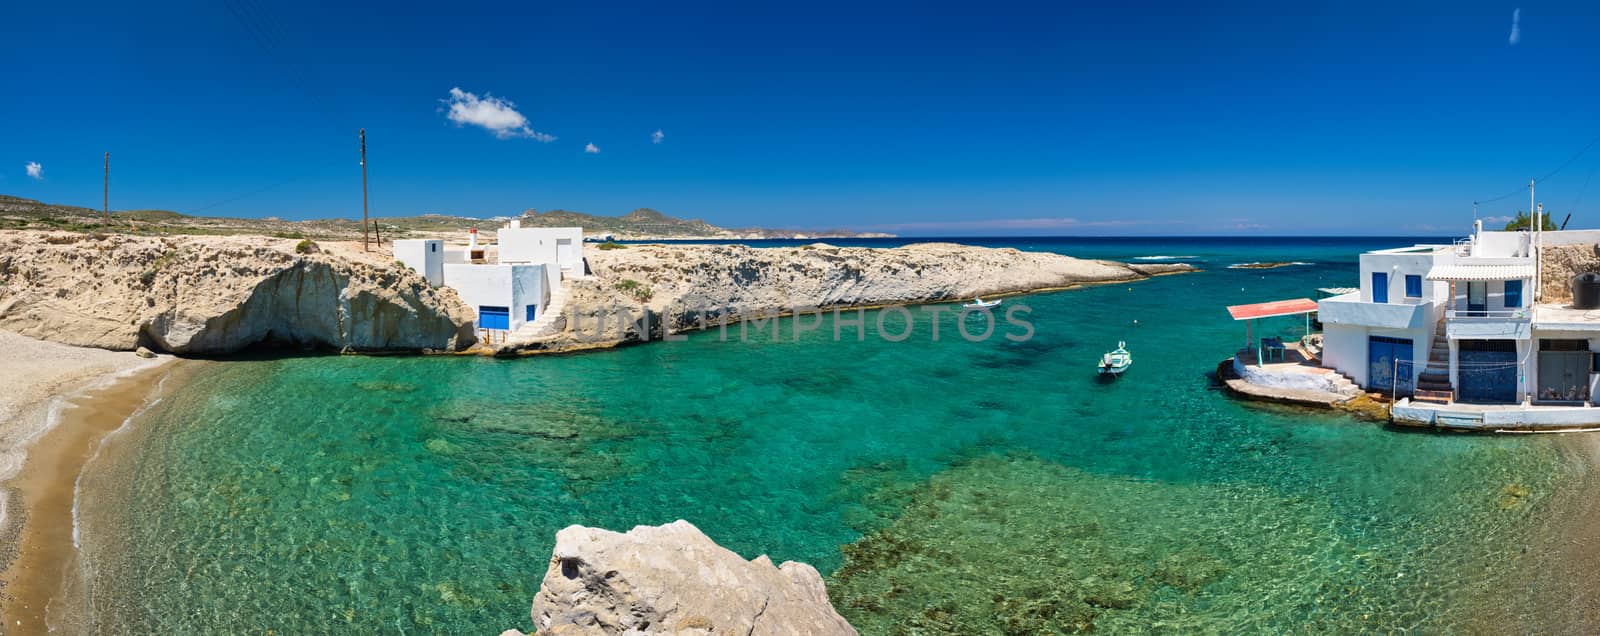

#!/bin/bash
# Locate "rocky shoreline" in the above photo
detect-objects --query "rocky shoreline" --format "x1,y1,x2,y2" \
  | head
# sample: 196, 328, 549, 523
0, 230, 475, 355
0, 230, 1194, 358
509, 242, 1195, 353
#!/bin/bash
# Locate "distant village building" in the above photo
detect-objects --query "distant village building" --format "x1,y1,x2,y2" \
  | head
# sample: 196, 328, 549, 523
394, 223, 585, 335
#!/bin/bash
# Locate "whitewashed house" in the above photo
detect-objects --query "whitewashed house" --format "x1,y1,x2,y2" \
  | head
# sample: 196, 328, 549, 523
1316, 244, 1454, 394
395, 223, 584, 334
1315, 209, 1600, 428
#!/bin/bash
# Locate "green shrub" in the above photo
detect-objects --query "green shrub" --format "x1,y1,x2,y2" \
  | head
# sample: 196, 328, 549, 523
613, 278, 653, 302
597, 241, 627, 250
295, 239, 318, 254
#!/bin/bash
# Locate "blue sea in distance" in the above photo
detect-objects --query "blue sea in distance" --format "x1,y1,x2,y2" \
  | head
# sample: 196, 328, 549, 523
71, 236, 1589, 633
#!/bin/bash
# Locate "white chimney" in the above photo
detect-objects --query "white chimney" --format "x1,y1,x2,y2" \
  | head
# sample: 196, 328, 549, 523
468, 228, 479, 251
509, 219, 521, 230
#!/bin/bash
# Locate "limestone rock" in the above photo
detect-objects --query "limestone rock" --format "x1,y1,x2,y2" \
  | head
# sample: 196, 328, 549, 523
527, 520, 856, 636
512, 242, 1195, 352
134, 346, 155, 358
0, 231, 476, 354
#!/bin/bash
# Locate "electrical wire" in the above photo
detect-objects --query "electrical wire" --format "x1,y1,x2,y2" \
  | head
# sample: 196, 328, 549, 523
1476, 127, 1600, 206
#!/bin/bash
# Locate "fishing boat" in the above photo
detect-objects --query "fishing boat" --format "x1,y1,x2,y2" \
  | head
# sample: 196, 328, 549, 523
963, 297, 1001, 309
1099, 341, 1132, 376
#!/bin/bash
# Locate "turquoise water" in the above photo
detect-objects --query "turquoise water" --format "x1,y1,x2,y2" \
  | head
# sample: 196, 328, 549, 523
75, 238, 1584, 633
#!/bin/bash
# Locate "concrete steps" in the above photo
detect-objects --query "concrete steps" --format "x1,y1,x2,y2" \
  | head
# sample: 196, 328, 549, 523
1416, 320, 1453, 401
508, 282, 571, 343
1412, 389, 1452, 404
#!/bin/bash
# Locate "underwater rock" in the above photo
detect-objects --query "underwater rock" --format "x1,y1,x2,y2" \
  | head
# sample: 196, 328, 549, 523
523, 520, 856, 635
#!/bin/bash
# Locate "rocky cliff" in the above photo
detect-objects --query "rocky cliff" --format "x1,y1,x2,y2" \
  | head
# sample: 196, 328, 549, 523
505, 520, 855, 636
512, 242, 1193, 352
0, 230, 475, 354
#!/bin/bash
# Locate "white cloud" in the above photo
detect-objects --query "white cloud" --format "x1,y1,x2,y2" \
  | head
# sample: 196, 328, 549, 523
441, 87, 554, 141
651, 129, 664, 144
1508, 8, 1521, 45
25, 161, 42, 180
584, 142, 600, 154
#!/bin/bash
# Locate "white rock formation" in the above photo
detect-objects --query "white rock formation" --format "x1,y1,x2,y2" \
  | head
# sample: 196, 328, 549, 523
0, 231, 475, 353
519, 520, 856, 636
512, 242, 1193, 352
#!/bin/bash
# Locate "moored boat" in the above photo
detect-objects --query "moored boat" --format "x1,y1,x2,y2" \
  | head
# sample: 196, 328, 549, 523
1099, 341, 1132, 376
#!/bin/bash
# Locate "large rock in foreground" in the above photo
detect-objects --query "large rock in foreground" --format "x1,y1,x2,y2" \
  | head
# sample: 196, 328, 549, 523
0, 230, 476, 354
520, 520, 856, 635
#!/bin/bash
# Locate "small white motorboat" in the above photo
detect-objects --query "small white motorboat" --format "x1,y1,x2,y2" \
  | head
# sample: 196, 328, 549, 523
1099, 341, 1132, 376
963, 297, 1002, 309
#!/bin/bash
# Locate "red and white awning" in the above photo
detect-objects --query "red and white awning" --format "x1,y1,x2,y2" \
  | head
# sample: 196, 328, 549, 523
1226, 298, 1319, 321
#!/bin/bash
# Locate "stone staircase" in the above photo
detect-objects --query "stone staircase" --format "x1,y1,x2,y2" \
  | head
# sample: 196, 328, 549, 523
1414, 320, 1453, 404
1325, 370, 1362, 397
508, 282, 571, 344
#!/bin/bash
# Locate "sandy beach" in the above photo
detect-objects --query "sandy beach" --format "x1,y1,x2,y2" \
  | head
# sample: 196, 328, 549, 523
0, 331, 173, 634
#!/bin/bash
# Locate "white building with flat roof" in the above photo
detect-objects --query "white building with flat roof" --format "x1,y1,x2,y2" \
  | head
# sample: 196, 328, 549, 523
395, 223, 583, 335
1316, 244, 1454, 393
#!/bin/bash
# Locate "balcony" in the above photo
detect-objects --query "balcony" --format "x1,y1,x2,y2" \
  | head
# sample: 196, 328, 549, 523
1316, 292, 1433, 330
1445, 307, 1531, 340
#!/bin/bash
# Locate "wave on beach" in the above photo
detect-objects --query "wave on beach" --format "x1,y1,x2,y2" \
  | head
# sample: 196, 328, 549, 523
1228, 261, 1311, 269
1133, 255, 1198, 260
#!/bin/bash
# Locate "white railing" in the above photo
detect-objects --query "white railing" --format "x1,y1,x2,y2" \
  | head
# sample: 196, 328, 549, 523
1446, 308, 1531, 320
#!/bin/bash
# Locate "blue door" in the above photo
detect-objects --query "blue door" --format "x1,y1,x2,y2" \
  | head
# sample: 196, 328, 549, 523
479, 306, 510, 330
526, 305, 537, 322
1372, 272, 1388, 303
1368, 336, 1414, 393
1467, 281, 1487, 316
1458, 340, 1517, 403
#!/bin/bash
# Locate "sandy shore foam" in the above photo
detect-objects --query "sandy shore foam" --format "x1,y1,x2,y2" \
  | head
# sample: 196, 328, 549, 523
0, 330, 172, 626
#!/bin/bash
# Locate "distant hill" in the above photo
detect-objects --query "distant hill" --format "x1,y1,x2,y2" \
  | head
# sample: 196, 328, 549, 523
519, 207, 725, 238
0, 194, 891, 240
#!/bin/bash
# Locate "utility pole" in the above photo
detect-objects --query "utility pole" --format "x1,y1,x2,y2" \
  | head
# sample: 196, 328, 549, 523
103, 152, 111, 225
1531, 178, 1540, 302
360, 129, 370, 251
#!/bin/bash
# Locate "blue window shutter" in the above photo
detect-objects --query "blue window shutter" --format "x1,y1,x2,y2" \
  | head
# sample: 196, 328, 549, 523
526, 305, 537, 321
1505, 280, 1522, 308
1372, 272, 1388, 303
1405, 275, 1422, 297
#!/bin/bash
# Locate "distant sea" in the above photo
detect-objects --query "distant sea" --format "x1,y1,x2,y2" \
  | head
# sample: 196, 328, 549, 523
71, 236, 1585, 633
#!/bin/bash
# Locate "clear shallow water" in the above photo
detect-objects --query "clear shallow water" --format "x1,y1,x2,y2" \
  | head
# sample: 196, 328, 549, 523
76, 237, 1583, 633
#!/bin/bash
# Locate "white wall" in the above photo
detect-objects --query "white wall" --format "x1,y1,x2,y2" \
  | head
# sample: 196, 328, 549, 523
509, 264, 548, 328
1474, 231, 1531, 257
498, 227, 585, 277
445, 263, 513, 324
1537, 230, 1600, 246
442, 263, 548, 331
393, 239, 444, 286
1358, 249, 1452, 305
1318, 322, 1434, 390
1321, 323, 1368, 386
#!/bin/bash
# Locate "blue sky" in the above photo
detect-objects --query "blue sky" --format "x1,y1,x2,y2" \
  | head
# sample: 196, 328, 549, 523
2, 1, 1598, 235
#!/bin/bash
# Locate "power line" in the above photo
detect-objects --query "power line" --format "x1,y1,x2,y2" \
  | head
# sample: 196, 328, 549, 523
1476, 127, 1600, 206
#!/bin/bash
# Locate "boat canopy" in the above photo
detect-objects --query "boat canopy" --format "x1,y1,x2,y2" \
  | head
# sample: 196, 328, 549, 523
1226, 298, 1319, 321
1425, 263, 1535, 282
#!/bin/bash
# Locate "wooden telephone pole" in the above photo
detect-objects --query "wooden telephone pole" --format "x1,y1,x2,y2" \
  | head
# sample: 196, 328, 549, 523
103, 152, 111, 225
361, 129, 370, 251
